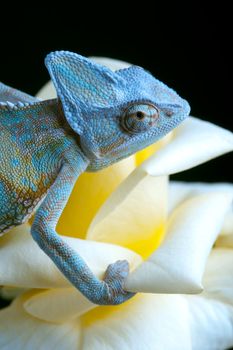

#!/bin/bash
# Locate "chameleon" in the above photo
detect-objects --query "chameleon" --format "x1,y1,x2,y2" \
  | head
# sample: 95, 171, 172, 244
0, 51, 190, 305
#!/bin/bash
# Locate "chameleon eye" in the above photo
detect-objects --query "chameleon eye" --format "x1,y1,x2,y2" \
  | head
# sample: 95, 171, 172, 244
121, 104, 159, 134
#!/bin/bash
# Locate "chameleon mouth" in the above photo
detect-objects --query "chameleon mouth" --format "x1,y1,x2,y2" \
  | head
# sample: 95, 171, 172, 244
99, 137, 126, 156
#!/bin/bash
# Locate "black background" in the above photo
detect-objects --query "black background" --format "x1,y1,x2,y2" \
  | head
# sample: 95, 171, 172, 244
0, 2, 232, 184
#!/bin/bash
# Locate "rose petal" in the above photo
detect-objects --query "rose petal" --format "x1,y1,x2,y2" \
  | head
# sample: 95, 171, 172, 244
135, 132, 173, 166
23, 288, 97, 323
216, 205, 233, 247
0, 292, 82, 350
186, 296, 233, 350
84, 290, 233, 349
0, 224, 141, 288
125, 192, 233, 294
1, 281, 233, 349
0, 290, 193, 350
141, 117, 233, 176
81, 294, 192, 350
87, 170, 168, 259
185, 246, 233, 349
202, 248, 233, 306
168, 181, 233, 215
36, 80, 57, 100
0, 286, 28, 300
216, 233, 233, 248
169, 182, 233, 248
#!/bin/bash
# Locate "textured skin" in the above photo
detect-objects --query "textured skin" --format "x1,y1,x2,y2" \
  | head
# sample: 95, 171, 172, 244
0, 52, 190, 305
0, 98, 77, 233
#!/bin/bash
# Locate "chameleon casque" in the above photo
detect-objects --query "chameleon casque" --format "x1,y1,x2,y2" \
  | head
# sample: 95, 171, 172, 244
0, 51, 190, 305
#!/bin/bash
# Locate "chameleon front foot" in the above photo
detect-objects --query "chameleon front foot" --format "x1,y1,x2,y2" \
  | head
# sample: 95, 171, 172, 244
94, 260, 136, 305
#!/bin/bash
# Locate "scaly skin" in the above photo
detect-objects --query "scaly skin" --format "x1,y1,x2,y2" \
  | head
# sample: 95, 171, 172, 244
0, 51, 190, 305
0, 99, 78, 233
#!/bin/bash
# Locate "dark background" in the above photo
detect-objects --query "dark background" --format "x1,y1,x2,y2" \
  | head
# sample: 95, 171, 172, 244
0, 2, 232, 184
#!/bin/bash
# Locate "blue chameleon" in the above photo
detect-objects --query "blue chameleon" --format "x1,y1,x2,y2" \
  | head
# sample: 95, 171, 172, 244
0, 51, 190, 305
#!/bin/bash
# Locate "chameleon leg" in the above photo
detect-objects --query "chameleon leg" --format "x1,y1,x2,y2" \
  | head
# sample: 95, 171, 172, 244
31, 156, 135, 305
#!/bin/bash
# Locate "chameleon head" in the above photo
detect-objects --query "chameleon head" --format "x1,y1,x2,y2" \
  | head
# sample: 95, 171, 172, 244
45, 51, 190, 171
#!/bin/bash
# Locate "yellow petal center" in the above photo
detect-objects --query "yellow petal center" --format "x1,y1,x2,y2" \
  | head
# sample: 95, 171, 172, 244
56, 156, 135, 239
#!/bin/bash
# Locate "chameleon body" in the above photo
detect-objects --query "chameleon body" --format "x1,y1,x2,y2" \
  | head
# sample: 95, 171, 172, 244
0, 52, 190, 305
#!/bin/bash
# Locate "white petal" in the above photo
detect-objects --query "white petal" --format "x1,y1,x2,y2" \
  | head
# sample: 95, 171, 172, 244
0, 292, 193, 350
0, 286, 28, 300
81, 294, 192, 350
216, 233, 233, 248
0, 293, 81, 350
187, 296, 233, 350
23, 288, 97, 323
220, 208, 233, 236
216, 205, 233, 247
141, 117, 233, 176
169, 182, 233, 245
202, 248, 233, 305
0, 224, 141, 288
125, 192, 233, 294
36, 80, 57, 100
186, 247, 233, 349
168, 181, 233, 213
2, 281, 233, 350
87, 171, 168, 259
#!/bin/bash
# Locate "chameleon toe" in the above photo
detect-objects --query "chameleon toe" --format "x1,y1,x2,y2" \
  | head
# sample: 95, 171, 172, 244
100, 259, 136, 305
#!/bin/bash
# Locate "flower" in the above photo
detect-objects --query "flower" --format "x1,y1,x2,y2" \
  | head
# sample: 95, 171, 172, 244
0, 57, 233, 350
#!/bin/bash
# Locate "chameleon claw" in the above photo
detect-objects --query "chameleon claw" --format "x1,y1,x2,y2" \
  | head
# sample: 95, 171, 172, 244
96, 260, 136, 305
104, 259, 130, 280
